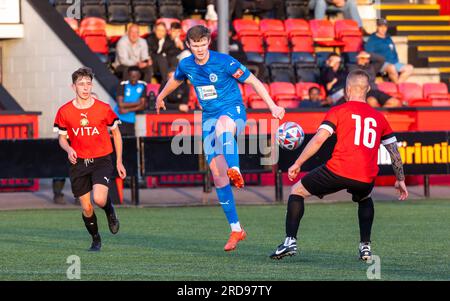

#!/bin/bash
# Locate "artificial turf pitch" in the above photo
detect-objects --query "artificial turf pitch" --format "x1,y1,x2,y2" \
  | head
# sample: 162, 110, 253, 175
0, 199, 448, 281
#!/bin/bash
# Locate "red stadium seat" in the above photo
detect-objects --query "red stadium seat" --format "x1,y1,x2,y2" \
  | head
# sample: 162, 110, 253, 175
83, 35, 109, 55
146, 83, 161, 96
80, 17, 106, 35
295, 82, 326, 100
291, 36, 314, 53
398, 82, 423, 103
408, 98, 432, 107
156, 18, 181, 31
259, 19, 286, 37
284, 19, 312, 37
270, 82, 297, 101
65, 18, 80, 35
432, 99, 450, 107
334, 20, 362, 39
232, 19, 261, 37
240, 36, 264, 53
207, 20, 218, 36
377, 82, 402, 99
265, 36, 290, 53
244, 83, 270, 103
182, 19, 207, 34
277, 100, 299, 108
309, 20, 345, 47
249, 100, 269, 109
423, 82, 450, 101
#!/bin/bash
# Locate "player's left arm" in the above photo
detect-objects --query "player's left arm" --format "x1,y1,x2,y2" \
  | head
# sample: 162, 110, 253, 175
288, 129, 330, 181
244, 73, 285, 120
384, 141, 408, 200
110, 126, 127, 179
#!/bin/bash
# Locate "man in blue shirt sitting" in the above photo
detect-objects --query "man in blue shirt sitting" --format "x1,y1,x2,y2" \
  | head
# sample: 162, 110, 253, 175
115, 66, 147, 136
365, 19, 414, 84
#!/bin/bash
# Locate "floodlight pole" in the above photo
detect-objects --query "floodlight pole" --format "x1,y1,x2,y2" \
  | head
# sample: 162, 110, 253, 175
217, 0, 229, 54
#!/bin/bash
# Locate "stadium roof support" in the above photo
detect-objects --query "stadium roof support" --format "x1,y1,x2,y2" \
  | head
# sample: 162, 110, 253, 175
217, 0, 229, 54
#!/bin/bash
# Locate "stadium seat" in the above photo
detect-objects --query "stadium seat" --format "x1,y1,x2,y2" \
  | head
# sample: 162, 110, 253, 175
159, 1, 184, 19
232, 19, 261, 37
82, 0, 107, 19
182, 0, 207, 15
244, 83, 270, 103
295, 63, 320, 83
156, 18, 181, 30
259, 19, 286, 37
240, 36, 264, 63
431, 99, 450, 107
408, 98, 432, 107
309, 20, 345, 47
54, 0, 71, 17
107, 1, 131, 24
290, 36, 314, 53
423, 83, 450, 101
207, 20, 218, 36
64, 18, 80, 35
295, 82, 326, 100
146, 83, 161, 96
270, 82, 297, 101
82, 33, 109, 55
181, 19, 207, 36
133, 1, 158, 24
265, 52, 290, 65
377, 82, 402, 99
80, 17, 107, 36
265, 36, 289, 52
249, 100, 269, 109
285, 0, 310, 19
276, 100, 300, 109
284, 19, 312, 38
291, 51, 316, 65
398, 83, 423, 104
334, 20, 361, 39
269, 63, 295, 83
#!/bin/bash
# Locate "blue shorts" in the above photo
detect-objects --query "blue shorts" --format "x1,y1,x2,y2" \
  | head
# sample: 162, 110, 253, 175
202, 104, 247, 164
382, 62, 405, 73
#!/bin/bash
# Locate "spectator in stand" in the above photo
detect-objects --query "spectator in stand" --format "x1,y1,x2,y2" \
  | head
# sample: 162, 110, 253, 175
321, 52, 348, 105
114, 66, 147, 136
169, 22, 185, 58
309, 0, 366, 33
299, 87, 330, 108
114, 24, 152, 83
147, 22, 179, 82
349, 51, 402, 108
158, 69, 190, 112
365, 19, 414, 84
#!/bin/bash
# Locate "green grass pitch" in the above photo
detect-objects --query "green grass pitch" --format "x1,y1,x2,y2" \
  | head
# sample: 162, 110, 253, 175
0, 199, 449, 280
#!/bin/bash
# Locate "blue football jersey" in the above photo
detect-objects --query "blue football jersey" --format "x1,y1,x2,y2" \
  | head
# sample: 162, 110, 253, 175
174, 50, 251, 114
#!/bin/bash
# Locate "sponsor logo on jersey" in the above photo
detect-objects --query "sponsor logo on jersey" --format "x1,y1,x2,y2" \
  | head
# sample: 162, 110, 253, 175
232, 67, 244, 79
80, 113, 89, 127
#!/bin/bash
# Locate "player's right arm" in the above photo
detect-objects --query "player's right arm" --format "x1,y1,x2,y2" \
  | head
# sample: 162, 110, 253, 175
288, 129, 331, 181
58, 134, 77, 165
156, 76, 184, 114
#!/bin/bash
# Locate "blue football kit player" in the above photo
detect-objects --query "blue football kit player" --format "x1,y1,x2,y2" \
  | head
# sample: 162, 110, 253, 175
156, 25, 285, 252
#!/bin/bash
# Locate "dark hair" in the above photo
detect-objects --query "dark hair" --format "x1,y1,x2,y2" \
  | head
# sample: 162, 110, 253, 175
155, 22, 167, 29
170, 22, 181, 30
72, 67, 94, 84
309, 87, 320, 94
186, 25, 211, 43
127, 66, 141, 74
327, 52, 340, 59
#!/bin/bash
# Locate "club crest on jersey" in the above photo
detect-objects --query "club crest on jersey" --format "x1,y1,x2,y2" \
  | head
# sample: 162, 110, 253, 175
80, 113, 89, 127
209, 73, 218, 83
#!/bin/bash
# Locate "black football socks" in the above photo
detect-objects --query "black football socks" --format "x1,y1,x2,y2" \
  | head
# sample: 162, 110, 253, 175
358, 197, 374, 243
285, 194, 305, 239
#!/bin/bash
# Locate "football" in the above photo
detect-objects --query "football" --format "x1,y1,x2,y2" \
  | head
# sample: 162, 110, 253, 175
276, 122, 305, 150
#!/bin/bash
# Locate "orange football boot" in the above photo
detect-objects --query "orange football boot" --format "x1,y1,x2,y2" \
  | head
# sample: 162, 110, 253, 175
224, 229, 247, 252
227, 168, 245, 189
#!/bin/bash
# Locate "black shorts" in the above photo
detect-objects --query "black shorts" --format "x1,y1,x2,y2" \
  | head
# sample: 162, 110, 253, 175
301, 165, 374, 202
367, 89, 391, 106
69, 154, 114, 198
